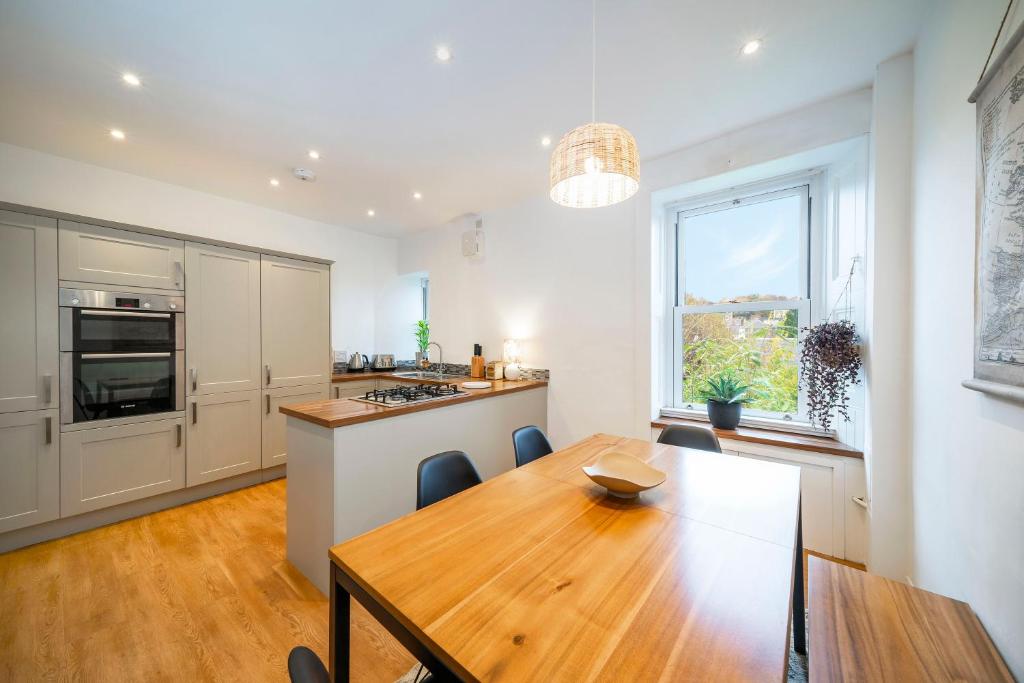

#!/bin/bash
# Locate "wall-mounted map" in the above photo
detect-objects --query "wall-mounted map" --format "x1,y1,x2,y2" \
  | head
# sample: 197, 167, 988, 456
969, 25, 1024, 399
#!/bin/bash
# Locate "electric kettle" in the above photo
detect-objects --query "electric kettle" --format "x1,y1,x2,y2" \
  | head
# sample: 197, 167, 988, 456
348, 353, 369, 372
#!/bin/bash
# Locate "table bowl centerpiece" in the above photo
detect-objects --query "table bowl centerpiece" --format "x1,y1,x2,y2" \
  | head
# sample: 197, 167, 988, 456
582, 450, 666, 499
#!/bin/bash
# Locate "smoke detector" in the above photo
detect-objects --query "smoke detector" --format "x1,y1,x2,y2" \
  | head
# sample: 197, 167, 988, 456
293, 167, 317, 182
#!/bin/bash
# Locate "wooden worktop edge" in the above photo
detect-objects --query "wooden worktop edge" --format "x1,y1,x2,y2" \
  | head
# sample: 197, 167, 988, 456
281, 380, 548, 428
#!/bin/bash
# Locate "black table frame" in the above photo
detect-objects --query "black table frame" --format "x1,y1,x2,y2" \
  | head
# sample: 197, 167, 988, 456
329, 504, 807, 681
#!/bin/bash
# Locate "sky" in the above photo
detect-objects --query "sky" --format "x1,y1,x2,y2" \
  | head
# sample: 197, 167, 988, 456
681, 193, 803, 303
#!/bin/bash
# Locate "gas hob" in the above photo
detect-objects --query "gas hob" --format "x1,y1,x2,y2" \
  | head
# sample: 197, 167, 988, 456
349, 383, 467, 407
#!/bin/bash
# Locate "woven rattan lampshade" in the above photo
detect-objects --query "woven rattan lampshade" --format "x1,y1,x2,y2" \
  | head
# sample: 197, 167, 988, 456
549, 122, 639, 208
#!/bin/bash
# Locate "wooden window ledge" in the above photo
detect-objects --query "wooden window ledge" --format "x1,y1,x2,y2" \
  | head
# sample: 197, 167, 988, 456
651, 416, 863, 458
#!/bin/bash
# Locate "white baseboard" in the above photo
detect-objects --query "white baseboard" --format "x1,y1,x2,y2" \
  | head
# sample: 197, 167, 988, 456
0, 465, 286, 554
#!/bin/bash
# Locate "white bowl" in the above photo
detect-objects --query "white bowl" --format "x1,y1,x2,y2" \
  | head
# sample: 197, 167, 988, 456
582, 450, 667, 499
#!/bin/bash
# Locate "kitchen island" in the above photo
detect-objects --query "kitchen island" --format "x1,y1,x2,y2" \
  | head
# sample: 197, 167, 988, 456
280, 377, 548, 592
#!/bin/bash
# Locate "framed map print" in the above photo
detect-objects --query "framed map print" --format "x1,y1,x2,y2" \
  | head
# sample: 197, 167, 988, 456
966, 21, 1024, 402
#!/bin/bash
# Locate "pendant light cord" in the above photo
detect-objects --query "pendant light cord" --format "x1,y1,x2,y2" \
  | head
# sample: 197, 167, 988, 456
591, 0, 597, 122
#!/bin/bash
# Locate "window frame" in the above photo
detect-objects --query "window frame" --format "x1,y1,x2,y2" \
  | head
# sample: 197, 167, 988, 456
662, 171, 825, 431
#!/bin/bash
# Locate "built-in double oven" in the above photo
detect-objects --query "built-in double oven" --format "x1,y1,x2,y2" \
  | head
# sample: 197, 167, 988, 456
59, 288, 185, 425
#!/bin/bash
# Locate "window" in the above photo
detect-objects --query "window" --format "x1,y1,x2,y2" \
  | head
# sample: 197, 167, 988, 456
669, 179, 818, 423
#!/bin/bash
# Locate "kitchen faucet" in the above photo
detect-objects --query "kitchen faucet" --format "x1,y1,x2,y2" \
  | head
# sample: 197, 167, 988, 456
425, 341, 445, 377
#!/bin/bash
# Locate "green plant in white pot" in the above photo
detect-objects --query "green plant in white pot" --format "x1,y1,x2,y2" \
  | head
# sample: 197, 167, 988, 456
699, 373, 755, 430
415, 320, 430, 367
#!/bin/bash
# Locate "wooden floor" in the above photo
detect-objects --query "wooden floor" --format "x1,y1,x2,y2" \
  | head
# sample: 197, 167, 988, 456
0, 479, 415, 682
0, 478, 865, 682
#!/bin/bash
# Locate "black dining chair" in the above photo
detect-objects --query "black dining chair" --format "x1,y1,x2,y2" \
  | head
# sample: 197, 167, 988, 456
416, 450, 482, 510
657, 424, 722, 453
288, 646, 330, 683
512, 425, 553, 467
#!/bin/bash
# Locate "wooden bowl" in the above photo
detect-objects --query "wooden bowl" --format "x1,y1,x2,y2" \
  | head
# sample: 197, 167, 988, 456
582, 450, 666, 499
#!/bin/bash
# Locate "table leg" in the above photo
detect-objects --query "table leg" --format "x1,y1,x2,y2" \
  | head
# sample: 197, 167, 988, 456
793, 497, 806, 655
330, 563, 351, 683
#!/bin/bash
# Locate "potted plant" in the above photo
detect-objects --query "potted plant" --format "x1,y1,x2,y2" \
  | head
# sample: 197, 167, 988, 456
799, 320, 862, 431
699, 373, 753, 430
414, 320, 430, 367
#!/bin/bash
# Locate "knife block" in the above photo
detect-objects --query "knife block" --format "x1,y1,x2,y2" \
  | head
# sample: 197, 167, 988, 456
471, 356, 485, 378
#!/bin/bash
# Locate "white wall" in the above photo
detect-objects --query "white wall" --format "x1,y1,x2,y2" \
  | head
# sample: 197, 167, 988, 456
0, 142, 398, 356
864, 53, 914, 582
398, 89, 873, 448
398, 203, 637, 447
910, 0, 1024, 674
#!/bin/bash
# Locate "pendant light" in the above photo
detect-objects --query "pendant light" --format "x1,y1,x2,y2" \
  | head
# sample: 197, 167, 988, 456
549, 0, 639, 208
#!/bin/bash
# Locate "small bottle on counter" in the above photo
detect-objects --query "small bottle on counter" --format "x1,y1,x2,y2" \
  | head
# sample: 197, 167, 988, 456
471, 343, 485, 378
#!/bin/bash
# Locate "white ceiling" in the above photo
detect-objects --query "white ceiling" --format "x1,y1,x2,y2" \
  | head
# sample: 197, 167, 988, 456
0, 0, 931, 237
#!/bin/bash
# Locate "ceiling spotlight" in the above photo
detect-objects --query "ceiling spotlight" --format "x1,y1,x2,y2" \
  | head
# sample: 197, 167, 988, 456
413, 191, 422, 200
367, 209, 376, 217
541, 136, 552, 147
741, 40, 762, 56
109, 129, 126, 140
269, 178, 280, 187
308, 150, 320, 160
435, 45, 452, 62
122, 72, 141, 87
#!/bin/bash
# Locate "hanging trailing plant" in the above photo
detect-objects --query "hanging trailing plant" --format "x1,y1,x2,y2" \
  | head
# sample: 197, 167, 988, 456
799, 320, 862, 431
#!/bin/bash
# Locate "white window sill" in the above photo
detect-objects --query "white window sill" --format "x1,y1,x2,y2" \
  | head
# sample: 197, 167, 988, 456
659, 407, 834, 438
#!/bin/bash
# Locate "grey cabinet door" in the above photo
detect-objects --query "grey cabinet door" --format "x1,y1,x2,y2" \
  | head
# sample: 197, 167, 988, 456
60, 417, 185, 517
0, 210, 58, 414
185, 242, 261, 395
186, 390, 260, 486
58, 221, 184, 290
0, 409, 59, 533
260, 255, 330, 389
261, 384, 329, 468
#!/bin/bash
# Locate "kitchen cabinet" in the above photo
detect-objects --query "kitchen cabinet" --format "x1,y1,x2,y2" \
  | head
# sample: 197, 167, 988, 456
333, 380, 375, 399
186, 390, 260, 486
0, 210, 58, 414
262, 384, 329, 468
261, 255, 330, 389
58, 220, 184, 290
0, 410, 59, 533
185, 243, 261, 395
60, 417, 185, 517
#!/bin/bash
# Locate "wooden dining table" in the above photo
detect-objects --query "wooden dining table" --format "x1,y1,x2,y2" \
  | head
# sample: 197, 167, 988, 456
327, 433, 804, 682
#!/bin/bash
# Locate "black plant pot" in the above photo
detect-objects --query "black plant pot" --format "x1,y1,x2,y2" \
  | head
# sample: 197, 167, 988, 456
706, 400, 742, 430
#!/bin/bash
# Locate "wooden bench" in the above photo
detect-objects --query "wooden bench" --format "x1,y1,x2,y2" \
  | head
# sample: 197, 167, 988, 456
809, 556, 1013, 681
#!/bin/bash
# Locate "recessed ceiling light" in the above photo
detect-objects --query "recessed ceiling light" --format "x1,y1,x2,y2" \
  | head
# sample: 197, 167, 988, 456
122, 72, 141, 87
741, 39, 762, 56
109, 129, 126, 140
367, 209, 376, 217
308, 150, 320, 160
413, 191, 422, 200
269, 178, 280, 187
541, 136, 552, 147
435, 45, 452, 62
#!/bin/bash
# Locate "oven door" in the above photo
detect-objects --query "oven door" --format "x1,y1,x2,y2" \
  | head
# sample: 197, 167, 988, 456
60, 351, 184, 424
60, 308, 182, 353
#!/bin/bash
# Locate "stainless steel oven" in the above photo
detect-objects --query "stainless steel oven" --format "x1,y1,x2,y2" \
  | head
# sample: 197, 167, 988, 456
59, 288, 185, 424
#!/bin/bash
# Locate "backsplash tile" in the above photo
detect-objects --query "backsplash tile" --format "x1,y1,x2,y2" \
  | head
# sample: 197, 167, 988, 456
334, 360, 549, 381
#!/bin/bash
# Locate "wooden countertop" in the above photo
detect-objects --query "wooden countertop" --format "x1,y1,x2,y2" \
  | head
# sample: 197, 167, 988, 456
809, 556, 1012, 681
330, 434, 801, 681
281, 379, 548, 428
652, 416, 863, 458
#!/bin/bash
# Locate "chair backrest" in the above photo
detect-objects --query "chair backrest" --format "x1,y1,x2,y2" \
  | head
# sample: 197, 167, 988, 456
657, 424, 722, 453
416, 450, 482, 510
288, 646, 330, 683
512, 425, 554, 467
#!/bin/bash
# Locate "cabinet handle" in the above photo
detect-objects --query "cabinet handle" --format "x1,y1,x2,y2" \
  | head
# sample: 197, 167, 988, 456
851, 495, 868, 510
334, 386, 339, 399
174, 261, 183, 287
176, 423, 182, 447
42, 374, 52, 404
266, 394, 271, 415
44, 416, 52, 444
265, 364, 271, 386
192, 402, 198, 425
190, 367, 198, 392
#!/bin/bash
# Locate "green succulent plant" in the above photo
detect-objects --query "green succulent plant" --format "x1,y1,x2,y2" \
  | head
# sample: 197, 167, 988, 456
699, 373, 755, 405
